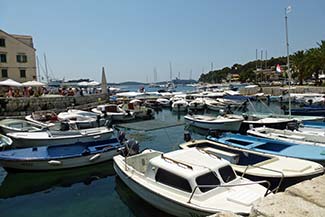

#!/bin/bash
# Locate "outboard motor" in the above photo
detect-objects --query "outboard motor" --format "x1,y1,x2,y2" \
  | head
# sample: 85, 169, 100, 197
184, 130, 192, 142
124, 139, 140, 156
208, 129, 222, 138
60, 121, 70, 131
286, 121, 299, 131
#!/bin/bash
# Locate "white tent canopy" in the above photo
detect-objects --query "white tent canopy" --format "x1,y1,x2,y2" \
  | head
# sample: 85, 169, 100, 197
0, 79, 22, 87
22, 80, 46, 87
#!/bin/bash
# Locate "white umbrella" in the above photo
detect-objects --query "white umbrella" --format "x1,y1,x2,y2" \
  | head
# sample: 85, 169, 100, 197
88, 81, 100, 86
77, 81, 90, 86
0, 79, 22, 87
22, 80, 46, 87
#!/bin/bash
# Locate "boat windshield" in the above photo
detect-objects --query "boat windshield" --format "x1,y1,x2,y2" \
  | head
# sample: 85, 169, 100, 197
196, 172, 220, 193
219, 165, 237, 183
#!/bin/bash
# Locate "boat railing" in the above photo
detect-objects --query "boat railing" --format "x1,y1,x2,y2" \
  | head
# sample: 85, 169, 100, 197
188, 180, 271, 203
161, 154, 193, 170
241, 164, 285, 193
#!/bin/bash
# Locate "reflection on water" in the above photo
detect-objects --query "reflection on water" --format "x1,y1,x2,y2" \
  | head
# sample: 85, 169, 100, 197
115, 177, 175, 217
0, 161, 115, 199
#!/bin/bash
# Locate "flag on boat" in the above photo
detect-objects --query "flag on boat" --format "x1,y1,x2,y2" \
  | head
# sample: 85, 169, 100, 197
276, 64, 282, 73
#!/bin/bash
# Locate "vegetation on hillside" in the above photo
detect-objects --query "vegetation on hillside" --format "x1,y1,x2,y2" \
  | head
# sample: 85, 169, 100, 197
199, 40, 325, 85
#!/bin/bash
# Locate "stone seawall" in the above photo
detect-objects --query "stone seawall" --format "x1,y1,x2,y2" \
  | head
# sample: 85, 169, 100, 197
240, 86, 325, 96
0, 94, 108, 118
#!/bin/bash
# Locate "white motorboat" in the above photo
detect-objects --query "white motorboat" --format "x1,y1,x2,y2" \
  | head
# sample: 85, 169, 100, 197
229, 114, 296, 133
119, 102, 154, 120
0, 118, 47, 134
171, 100, 188, 112
92, 104, 135, 122
188, 98, 205, 110
25, 111, 58, 127
113, 148, 270, 216
184, 114, 243, 132
247, 126, 325, 147
205, 99, 226, 112
156, 98, 171, 107
179, 139, 324, 191
7, 127, 114, 148
57, 109, 107, 129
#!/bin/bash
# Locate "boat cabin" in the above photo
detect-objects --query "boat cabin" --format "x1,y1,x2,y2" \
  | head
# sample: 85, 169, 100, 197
125, 148, 238, 194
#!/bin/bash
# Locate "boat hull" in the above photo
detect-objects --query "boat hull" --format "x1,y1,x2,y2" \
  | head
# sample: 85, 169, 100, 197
113, 159, 215, 217
239, 120, 296, 134
184, 117, 242, 132
0, 149, 120, 171
8, 128, 114, 148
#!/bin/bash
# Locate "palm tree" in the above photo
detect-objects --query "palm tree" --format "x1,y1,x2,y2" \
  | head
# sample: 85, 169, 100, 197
291, 50, 306, 85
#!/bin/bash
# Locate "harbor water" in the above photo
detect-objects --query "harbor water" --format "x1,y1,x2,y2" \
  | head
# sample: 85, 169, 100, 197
0, 85, 289, 217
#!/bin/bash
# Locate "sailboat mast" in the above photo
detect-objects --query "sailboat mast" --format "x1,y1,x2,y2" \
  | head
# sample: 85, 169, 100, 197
285, 7, 291, 117
169, 62, 172, 81
36, 55, 41, 81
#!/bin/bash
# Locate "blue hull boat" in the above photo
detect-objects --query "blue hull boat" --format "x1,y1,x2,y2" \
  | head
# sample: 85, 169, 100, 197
0, 138, 124, 171
207, 133, 325, 166
285, 106, 325, 116
302, 121, 325, 129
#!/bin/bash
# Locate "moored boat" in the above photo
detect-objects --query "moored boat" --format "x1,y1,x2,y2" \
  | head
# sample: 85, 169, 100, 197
0, 118, 47, 134
184, 114, 243, 132
171, 100, 188, 112
208, 133, 325, 166
0, 138, 124, 171
247, 126, 325, 147
179, 139, 324, 191
7, 126, 114, 148
113, 148, 270, 216
92, 104, 135, 122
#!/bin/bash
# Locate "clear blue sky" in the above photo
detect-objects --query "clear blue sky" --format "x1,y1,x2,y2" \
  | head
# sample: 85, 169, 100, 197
1, 0, 325, 83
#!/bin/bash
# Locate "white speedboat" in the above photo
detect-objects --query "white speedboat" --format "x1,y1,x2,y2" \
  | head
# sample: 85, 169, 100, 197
247, 126, 325, 147
171, 100, 188, 112
179, 139, 324, 191
92, 104, 135, 122
7, 127, 114, 148
188, 98, 205, 110
184, 114, 243, 132
113, 148, 270, 216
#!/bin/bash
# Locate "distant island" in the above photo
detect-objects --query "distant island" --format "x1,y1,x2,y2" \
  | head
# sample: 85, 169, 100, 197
108, 79, 197, 86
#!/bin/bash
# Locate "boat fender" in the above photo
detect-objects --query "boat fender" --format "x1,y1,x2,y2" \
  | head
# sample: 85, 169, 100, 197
48, 160, 62, 166
184, 131, 192, 142
89, 154, 101, 162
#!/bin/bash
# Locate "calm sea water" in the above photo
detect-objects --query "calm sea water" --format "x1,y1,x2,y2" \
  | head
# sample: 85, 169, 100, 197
0, 85, 286, 217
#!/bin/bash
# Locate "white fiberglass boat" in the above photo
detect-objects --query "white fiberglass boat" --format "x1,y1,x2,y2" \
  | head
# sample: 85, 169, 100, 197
184, 114, 243, 132
188, 98, 205, 110
247, 126, 325, 147
113, 148, 270, 216
92, 104, 135, 122
172, 100, 188, 112
7, 127, 114, 148
180, 139, 324, 191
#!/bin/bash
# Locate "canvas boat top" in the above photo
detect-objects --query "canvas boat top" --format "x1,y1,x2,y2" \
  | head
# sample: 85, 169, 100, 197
0, 138, 121, 161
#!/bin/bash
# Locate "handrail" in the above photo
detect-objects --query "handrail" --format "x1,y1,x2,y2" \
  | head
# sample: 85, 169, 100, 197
161, 154, 193, 170
241, 164, 285, 193
196, 147, 221, 160
188, 180, 271, 203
